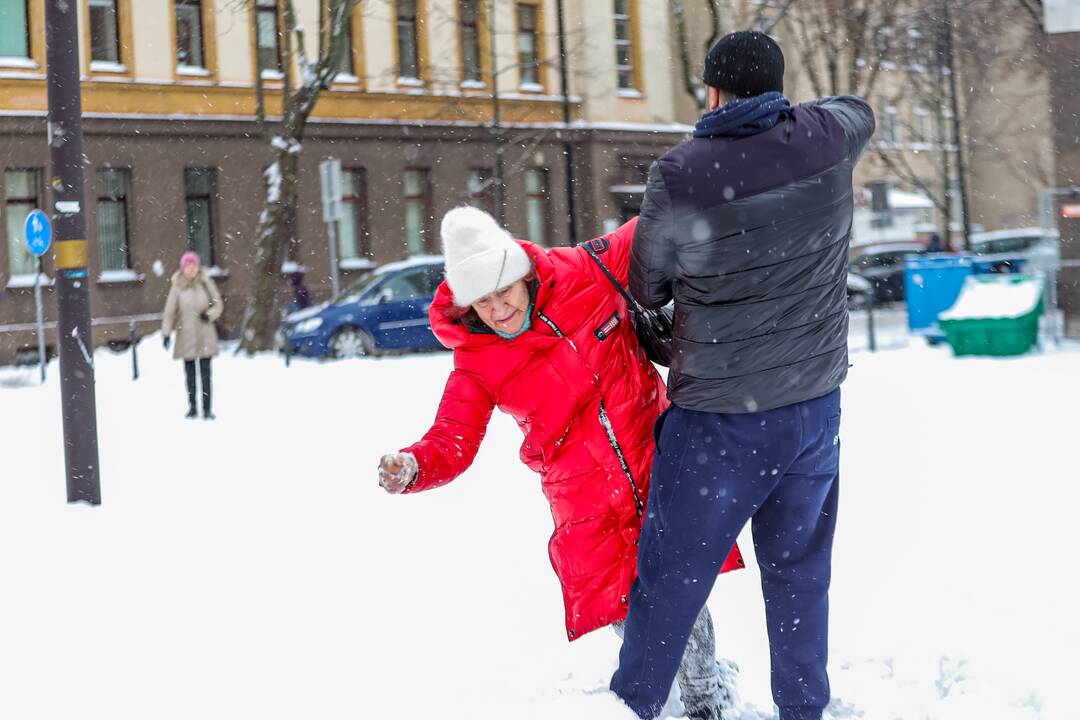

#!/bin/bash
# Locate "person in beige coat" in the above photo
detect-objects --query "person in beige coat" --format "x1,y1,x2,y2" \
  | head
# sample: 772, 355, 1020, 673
162, 251, 223, 419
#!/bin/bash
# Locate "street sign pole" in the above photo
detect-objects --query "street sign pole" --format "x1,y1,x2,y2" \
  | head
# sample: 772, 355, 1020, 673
320, 159, 343, 298
35, 258, 46, 383
46, 0, 102, 505
24, 210, 52, 385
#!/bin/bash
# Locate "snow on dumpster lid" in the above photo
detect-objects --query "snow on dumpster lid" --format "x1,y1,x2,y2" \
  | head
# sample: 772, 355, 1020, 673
939, 276, 1043, 322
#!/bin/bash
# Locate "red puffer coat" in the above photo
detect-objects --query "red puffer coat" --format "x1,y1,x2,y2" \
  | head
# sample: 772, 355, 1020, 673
402, 218, 744, 641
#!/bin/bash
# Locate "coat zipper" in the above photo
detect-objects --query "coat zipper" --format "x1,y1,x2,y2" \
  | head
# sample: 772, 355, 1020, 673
536, 310, 645, 518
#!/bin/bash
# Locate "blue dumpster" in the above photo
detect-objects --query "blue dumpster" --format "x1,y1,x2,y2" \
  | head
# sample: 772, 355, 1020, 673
905, 254, 974, 339
971, 255, 1030, 275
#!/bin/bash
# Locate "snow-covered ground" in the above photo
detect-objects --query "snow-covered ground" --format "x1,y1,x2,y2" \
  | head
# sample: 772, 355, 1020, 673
1, 327, 1077, 720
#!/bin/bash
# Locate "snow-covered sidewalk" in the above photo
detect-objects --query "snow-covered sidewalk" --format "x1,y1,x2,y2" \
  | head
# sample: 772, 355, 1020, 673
1, 336, 1077, 719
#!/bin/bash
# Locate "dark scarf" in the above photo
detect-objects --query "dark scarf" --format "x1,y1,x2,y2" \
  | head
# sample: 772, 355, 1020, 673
693, 91, 792, 139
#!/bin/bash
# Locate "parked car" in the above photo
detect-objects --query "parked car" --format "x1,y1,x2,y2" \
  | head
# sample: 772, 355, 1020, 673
847, 272, 873, 309
277, 257, 446, 359
969, 227, 1060, 273
850, 242, 927, 303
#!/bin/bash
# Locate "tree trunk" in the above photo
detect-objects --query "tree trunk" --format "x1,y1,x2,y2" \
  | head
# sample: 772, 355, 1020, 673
241, 145, 301, 353
237, 0, 357, 354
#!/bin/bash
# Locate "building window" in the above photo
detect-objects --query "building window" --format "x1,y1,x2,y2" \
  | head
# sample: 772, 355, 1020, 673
517, 2, 540, 88
336, 9, 356, 77
176, 0, 205, 69
4, 169, 40, 277
185, 168, 216, 267
256, 0, 282, 75
403, 169, 431, 255
911, 108, 933, 146
396, 0, 420, 81
941, 105, 957, 148
525, 168, 548, 246
0, 0, 30, 59
459, 0, 482, 84
879, 97, 901, 146
89, 0, 121, 64
339, 168, 369, 260
97, 168, 131, 272
467, 168, 494, 215
613, 0, 636, 90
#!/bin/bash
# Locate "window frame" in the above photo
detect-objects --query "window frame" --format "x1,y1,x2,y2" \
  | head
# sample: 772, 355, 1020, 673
524, 167, 549, 247
0, 1, 47, 71
403, 168, 434, 256
910, 107, 934, 149
515, 0, 545, 92
172, 0, 218, 79
878, 96, 902, 148
3, 167, 44, 280
330, 4, 364, 85
0, 0, 32, 63
338, 167, 370, 262
457, 0, 487, 88
184, 167, 218, 269
613, 0, 643, 95
394, 0, 427, 86
467, 167, 495, 216
82, 0, 134, 77
95, 166, 134, 274
253, 0, 284, 79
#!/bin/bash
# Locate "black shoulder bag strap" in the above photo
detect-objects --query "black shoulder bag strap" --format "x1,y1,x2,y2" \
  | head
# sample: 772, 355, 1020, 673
580, 241, 639, 310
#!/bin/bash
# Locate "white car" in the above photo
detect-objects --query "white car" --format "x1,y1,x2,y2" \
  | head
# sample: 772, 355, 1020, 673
969, 228, 1060, 271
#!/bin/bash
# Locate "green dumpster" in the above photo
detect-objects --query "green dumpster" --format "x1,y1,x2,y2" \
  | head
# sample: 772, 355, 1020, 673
938, 275, 1044, 357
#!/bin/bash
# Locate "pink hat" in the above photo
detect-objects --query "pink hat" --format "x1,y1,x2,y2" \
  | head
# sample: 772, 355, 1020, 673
180, 251, 201, 270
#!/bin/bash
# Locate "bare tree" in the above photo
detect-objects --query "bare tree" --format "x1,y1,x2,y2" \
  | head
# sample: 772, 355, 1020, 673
238, 0, 359, 355
673, 0, 799, 113
873, 0, 1049, 245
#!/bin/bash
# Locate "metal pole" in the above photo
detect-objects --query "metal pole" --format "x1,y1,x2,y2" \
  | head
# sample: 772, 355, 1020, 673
327, 219, 341, 298
867, 295, 877, 353
46, 0, 102, 505
555, 0, 578, 246
487, 0, 507, 224
35, 257, 47, 384
130, 319, 139, 381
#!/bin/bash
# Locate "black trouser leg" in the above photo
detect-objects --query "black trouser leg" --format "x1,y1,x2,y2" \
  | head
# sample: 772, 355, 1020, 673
184, 360, 197, 412
199, 358, 212, 415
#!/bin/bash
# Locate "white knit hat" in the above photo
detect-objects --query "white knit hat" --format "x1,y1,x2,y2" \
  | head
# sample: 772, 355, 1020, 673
441, 206, 532, 307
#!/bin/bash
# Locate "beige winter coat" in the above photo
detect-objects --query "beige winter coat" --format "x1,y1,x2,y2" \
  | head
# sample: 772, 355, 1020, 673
162, 269, 223, 360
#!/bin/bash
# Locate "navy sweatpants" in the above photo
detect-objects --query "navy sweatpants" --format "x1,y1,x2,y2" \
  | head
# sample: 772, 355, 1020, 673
611, 389, 841, 720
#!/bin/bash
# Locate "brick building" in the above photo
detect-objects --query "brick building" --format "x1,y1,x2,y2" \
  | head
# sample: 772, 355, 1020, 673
1045, 0, 1080, 337
0, 0, 691, 362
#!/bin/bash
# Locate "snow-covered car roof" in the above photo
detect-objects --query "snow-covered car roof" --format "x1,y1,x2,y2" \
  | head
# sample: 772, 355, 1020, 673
970, 227, 1058, 243
372, 255, 445, 275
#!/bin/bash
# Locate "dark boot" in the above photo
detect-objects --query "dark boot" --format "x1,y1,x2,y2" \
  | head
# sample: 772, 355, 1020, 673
185, 361, 198, 419
200, 358, 214, 420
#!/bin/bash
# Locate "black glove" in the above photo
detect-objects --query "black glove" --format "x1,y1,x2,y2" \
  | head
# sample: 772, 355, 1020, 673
163, 336, 171, 351
199, 311, 211, 323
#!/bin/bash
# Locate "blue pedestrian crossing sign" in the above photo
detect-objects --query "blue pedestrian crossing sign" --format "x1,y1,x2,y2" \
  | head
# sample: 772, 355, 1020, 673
24, 210, 52, 258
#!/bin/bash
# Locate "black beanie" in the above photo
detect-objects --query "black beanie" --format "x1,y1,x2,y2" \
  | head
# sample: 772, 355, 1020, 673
702, 31, 785, 98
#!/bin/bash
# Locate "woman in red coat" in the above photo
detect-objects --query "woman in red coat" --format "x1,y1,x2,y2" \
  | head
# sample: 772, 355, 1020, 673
378, 207, 744, 719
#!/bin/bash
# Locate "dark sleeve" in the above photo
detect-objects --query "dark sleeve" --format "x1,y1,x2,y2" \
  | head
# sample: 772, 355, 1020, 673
629, 162, 676, 310
817, 96, 876, 162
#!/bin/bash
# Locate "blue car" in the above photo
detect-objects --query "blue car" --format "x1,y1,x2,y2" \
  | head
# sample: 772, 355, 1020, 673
278, 257, 446, 358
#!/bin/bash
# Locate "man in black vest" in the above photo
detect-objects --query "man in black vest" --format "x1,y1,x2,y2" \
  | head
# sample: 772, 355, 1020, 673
610, 32, 875, 720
